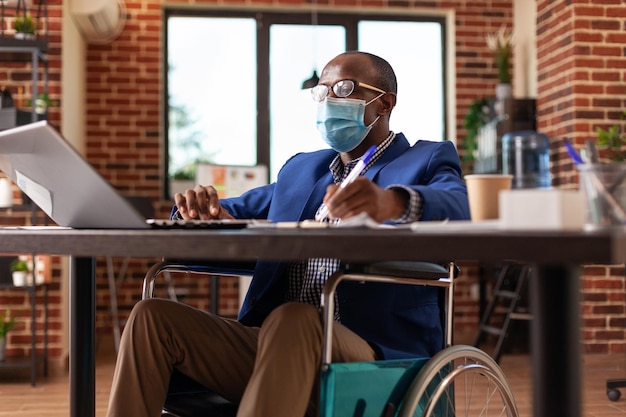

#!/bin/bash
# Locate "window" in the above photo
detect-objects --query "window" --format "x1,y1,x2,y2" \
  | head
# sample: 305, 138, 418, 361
166, 16, 257, 175
269, 24, 346, 180
358, 21, 444, 145
165, 9, 446, 192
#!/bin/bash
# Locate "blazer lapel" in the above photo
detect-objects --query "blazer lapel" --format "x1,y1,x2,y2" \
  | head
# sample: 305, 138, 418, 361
363, 133, 410, 181
299, 170, 334, 220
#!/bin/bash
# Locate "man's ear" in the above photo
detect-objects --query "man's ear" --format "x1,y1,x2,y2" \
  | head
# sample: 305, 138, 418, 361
378, 92, 397, 115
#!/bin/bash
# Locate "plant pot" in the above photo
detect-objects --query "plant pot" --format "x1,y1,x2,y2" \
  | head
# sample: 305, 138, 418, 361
495, 83, 512, 101
14, 32, 36, 41
12, 271, 28, 286
495, 83, 512, 116
35, 98, 47, 114
0, 337, 5, 361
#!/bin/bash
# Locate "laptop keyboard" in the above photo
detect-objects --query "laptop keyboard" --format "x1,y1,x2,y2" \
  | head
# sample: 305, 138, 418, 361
146, 219, 270, 230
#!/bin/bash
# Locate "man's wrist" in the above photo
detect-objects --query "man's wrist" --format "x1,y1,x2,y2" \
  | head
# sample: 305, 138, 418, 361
387, 185, 422, 223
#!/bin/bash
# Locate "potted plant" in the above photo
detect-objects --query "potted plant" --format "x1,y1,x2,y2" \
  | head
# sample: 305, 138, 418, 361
0, 311, 16, 361
462, 97, 493, 173
10, 258, 30, 286
486, 25, 514, 101
13, 13, 37, 40
25, 92, 59, 115
596, 110, 626, 162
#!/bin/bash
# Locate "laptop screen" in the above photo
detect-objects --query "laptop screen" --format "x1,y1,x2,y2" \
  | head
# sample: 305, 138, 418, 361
0, 121, 148, 229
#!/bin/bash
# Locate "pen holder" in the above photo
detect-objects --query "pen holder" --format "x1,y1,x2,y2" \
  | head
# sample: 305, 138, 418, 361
578, 163, 626, 228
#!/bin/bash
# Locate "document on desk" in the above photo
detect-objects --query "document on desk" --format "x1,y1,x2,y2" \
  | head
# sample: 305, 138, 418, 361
248, 213, 422, 229
334, 212, 399, 228
334, 215, 499, 230
410, 219, 501, 232
245, 213, 502, 230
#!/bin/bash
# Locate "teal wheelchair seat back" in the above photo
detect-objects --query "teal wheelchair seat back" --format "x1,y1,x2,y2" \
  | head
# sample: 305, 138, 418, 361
321, 358, 430, 417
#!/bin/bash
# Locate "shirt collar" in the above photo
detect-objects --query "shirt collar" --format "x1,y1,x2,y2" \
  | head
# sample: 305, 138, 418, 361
328, 131, 396, 183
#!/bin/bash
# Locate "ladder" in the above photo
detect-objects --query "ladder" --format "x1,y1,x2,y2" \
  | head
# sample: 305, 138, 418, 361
474, 262, 533, 363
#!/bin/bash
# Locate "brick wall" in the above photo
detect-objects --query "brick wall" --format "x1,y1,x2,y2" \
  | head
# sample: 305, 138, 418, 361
536, 0, 626, 354
0, 207, 64, 361
0, 0, 65, 367
0, 0, 624, 364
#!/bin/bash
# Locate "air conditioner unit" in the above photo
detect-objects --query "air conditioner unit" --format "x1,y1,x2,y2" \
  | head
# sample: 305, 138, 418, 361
70, 0, 126, 44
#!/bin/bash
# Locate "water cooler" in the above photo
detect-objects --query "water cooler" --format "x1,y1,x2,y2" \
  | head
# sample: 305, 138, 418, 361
502, 130, 551, 189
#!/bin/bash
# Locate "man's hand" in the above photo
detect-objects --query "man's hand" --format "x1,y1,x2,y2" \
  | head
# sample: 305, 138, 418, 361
174, 185, 235, 220
323, 177, 408, 222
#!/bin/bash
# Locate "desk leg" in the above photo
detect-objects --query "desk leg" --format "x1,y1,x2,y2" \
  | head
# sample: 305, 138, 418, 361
530, 264, 581, 417
70, 256, 95, 417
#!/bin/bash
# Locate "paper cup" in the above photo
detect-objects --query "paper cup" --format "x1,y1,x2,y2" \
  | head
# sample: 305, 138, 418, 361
464, 174, 513, 221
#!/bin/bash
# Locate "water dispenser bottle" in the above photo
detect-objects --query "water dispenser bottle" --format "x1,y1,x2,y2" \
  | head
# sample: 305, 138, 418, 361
502, 131, 551, 189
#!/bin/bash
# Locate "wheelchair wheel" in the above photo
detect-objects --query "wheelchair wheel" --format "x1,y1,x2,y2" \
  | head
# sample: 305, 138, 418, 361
397, 345, 519, 417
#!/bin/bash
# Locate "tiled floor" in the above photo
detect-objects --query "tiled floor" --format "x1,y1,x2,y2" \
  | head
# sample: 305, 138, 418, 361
0, 342, 624, 416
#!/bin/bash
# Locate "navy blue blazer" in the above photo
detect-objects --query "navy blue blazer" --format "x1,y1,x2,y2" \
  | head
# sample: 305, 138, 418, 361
177, 133, 470, 359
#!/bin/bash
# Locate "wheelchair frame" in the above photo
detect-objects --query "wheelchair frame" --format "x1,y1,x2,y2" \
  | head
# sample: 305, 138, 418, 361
142, 260, 519, 417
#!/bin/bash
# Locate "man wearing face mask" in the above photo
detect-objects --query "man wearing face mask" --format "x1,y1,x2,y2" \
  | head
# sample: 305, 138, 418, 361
106, 51, 469, 417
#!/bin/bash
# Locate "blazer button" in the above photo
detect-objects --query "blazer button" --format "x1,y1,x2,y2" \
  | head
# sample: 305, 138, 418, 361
250, 296, 257, 305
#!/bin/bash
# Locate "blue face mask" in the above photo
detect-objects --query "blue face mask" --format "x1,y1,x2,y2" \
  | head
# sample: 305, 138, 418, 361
316, 97, 381, 152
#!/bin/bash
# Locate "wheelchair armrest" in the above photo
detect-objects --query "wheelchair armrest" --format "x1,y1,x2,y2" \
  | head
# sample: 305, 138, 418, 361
142, 259, 256, 301
159, 259, 257, 277
345, 261, 459, 280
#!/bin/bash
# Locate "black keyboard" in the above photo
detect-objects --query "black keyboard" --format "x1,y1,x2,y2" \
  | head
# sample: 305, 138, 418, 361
146, 219, 270, 230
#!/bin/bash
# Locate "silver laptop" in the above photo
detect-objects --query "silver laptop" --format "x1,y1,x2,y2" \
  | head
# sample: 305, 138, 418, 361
0, 121, 258, 229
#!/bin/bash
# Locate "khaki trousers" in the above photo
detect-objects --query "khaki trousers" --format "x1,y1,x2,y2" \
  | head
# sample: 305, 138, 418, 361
106, 299, 376, 417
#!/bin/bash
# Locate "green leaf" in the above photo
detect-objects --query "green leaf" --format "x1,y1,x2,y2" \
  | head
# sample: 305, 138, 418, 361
0, 311, 16, 338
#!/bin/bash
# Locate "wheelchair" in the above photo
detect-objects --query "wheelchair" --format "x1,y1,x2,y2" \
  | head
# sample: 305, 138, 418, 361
142, 259, 519, 417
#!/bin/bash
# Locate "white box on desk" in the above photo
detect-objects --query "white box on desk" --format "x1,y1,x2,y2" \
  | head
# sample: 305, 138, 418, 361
499, 189, 586, 230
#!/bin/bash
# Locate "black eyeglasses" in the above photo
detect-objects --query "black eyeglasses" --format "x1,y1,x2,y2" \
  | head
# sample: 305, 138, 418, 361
310, 79, 387, 102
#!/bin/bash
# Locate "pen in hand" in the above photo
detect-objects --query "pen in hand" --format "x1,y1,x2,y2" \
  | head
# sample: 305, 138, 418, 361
315, 145, 377, 222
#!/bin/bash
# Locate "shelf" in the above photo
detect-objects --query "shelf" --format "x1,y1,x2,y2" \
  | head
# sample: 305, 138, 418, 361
0, 279, 48, 385
0, 355, 39, 368
0, 0, 48, 58
0, 12, 49, 386
0, 35, 48, 53
0, 38, 47, 61
0, 40, 48, 141
0, 282, 48, 289
0, 107, 47, 129
0, 203, 36, 212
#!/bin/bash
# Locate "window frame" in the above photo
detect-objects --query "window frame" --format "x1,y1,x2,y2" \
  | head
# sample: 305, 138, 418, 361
163, 7, 448, 198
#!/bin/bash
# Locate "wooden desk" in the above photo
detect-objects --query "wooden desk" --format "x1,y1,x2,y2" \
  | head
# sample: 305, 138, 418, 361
0, 225, 624, 417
